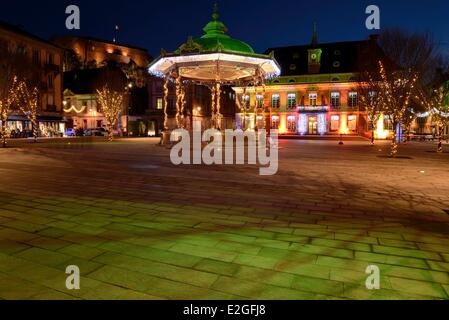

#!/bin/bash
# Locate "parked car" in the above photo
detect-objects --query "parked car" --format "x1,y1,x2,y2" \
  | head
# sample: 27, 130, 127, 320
75, 128, 85, 136
64, 128, 76, 137
84, 127, 109, 137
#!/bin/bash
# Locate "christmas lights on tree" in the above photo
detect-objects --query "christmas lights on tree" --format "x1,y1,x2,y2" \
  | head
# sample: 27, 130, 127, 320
415, 83, 449, 153
0, 76, 20, 148
16, 81, 39, 143
377, 61, 418, 157
96, 85, 124, 141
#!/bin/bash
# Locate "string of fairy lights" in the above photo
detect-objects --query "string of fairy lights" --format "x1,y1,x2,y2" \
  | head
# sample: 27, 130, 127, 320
1, 76, 41, 144
163, 79, 169, 131
156, 62, 274, 134
0, 77, 20, 146
96, 85, 124, 141
16, 81, 39, 142
377, 61, 419, 156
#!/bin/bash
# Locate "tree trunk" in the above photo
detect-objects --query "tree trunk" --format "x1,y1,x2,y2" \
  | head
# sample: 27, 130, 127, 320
1, 120, 7, 148
32, 119, 38, 143
402, 127, 408, 144
371, 129, 375, 145
390, 127, 398, 158
108, 129, 114, 142
437, 125, 443, 153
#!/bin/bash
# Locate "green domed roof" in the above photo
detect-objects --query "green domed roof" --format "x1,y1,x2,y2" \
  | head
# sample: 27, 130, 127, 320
177, 2, 255, 55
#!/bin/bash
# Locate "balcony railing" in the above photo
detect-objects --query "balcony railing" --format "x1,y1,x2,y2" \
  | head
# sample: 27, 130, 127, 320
297, 105, 330, 112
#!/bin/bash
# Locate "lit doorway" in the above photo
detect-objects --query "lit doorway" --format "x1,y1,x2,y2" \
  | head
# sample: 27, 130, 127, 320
308, 116, 317, 135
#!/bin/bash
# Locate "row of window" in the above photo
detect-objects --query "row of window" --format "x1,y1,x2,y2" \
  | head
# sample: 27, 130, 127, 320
153, 91, 359, 111
274, 92, 358, 108
242, 92, 359, 109
0, 40, 56, 66
268, 115, 358, 132
330, 115, 357, 131
32, 49, 55, 66
1, 40, 57, 91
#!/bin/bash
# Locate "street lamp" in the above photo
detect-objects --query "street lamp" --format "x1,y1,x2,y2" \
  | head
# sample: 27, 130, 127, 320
124, 84, 134, 137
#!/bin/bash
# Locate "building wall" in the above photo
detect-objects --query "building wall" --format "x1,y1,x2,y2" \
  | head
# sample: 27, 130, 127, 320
63, 91, 130, 133
234, 78, 364, 135
0, 26, 63, 115
51, 36, 151, 69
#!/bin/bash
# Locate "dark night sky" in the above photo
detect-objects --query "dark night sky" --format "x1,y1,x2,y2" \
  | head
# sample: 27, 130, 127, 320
1, 0, 449, 57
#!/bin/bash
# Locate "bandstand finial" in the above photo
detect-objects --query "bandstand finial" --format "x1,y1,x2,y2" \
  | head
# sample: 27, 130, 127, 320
212, 1, 219, 21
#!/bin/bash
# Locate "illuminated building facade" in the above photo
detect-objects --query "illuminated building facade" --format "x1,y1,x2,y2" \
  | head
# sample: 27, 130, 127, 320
63, 66, 131, 133
234, 29, 382, 136
51, 35, 151, 88
0, 20, 65, 137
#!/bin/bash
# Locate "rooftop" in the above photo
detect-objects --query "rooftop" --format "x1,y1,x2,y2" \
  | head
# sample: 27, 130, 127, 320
0, 20, 61, 50
186, 2, 255, 55
265, 36, 382, 77
51, 35, 151, 54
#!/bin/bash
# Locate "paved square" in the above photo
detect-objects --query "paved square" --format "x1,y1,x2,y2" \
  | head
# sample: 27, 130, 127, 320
0, 138, 449, 300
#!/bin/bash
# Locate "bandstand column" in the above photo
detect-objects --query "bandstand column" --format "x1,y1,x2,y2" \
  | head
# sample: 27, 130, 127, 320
216, 83, 222, 130
163, 78, 169, 131
242, 86, 247, 130
175, 72, 183, 129
161, 77, 171, 145
210, 85, 217, 129
253, 74, 259, 131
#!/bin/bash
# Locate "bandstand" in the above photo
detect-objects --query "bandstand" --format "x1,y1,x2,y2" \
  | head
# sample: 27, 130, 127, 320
148, 2, 280, 142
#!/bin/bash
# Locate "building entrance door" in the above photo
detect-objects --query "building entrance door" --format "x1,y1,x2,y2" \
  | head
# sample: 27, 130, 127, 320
308, 116, 317, 135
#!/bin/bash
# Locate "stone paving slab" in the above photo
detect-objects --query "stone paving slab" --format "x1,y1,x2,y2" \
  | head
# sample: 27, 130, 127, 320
0, 140, 449, 300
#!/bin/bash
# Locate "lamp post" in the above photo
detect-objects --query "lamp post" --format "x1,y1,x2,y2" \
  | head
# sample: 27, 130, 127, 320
89, 108, 93, 128
124, 83, 133, 137
339, 133, 344, 145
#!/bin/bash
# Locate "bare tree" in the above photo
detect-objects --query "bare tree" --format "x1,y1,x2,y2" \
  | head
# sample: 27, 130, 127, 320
96, 85, 124, 141
363, 29, 440, 157
16, 81, 39, 143
358, 73, 385, 145
378, 61, 418, 157
0, 76, 20, 148
415, 77, 449, 152
0, 43, 27, 147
